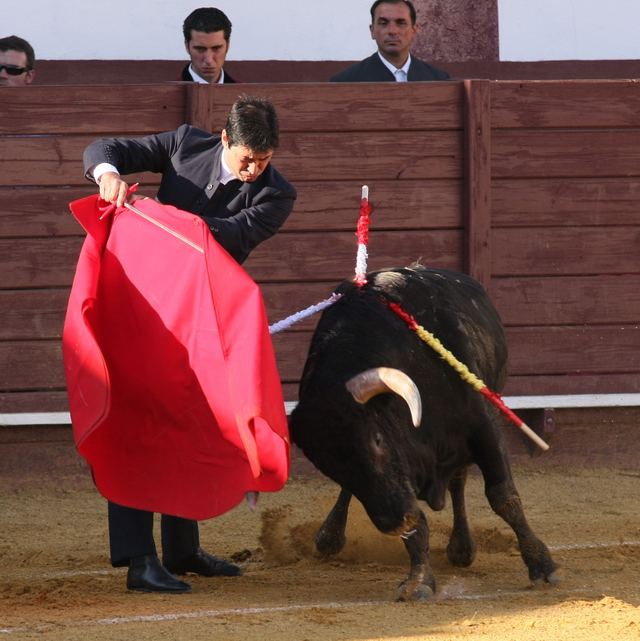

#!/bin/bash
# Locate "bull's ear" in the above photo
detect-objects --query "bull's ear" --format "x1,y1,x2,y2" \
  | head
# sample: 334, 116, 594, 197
346, 367, 422, 427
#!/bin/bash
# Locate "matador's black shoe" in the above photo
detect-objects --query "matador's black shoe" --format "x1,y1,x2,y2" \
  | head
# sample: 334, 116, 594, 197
126, 555, 192, 593
163, 547, 243, 577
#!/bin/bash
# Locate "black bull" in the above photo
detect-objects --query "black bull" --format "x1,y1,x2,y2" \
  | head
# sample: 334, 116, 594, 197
289, 266, 563, 601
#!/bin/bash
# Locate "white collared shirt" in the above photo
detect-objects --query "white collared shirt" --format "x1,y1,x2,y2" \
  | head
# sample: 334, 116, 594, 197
377, 51, 411, 81
219, 149, 237, 184
189, 63, 225, 85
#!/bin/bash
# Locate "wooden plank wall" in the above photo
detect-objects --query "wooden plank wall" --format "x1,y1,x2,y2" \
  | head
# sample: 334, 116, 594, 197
226, 83, 467, 401
0, 85, 185, 412
490, 80, 640, 396
0, 81, 638, 413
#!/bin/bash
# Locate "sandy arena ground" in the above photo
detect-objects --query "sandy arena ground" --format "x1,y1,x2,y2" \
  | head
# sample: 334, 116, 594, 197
1, 466, 640, 640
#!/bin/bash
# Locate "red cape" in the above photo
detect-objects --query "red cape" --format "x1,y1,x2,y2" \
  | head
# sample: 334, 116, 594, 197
63, 195, 289, 520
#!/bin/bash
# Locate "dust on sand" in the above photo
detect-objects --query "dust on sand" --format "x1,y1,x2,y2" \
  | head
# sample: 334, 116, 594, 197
1, 467, 640, 640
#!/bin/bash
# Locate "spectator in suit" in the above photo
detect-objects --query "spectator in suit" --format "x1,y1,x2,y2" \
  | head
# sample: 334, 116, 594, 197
0, 35, 35, 86
331, 0, 449, 83
179, 7, 240, 83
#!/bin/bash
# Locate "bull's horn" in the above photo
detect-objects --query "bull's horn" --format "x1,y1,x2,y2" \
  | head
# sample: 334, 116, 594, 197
346, 367, 422, 427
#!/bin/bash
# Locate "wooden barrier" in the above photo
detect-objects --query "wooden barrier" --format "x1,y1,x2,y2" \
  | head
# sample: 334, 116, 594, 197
31, 59, 640, 86
1, 81, 639, 417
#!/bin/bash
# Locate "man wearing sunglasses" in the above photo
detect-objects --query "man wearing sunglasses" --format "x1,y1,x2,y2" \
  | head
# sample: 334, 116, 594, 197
0, 36, 35, 87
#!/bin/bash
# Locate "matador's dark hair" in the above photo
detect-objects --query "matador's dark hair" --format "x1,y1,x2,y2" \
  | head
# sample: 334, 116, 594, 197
225, 95, 280, 152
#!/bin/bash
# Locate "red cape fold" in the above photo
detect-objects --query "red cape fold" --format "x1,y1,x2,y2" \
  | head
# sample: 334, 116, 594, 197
63, 195, 289, 520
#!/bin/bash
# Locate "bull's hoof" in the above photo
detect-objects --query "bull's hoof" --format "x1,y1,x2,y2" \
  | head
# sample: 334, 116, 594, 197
412, 585, 436, 602
315, 533, 346, 557
446, 539, 476, 568
396, 583, 435, 602
395, 573, 436, 603
531, 567, 564, 587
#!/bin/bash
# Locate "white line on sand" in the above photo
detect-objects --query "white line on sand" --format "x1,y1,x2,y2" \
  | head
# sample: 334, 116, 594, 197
0, 590, 595, 635
2, 540, 637, 634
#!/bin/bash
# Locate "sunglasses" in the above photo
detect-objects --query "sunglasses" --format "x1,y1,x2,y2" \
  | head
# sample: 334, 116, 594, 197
0, 64, 30, 76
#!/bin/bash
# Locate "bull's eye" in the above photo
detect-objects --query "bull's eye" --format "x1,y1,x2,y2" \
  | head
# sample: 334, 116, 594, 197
373, 432, 383, 450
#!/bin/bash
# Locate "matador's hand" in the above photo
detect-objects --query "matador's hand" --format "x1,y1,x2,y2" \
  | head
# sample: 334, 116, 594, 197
99, 172, 130, 207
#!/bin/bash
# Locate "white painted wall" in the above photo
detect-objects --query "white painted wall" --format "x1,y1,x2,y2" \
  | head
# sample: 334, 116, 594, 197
499, 0, 640, 61
5, 0, 640, 61
5, 0, 374, 60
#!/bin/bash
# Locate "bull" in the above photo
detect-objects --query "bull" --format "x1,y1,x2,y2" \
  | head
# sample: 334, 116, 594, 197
289, 265, 563, 601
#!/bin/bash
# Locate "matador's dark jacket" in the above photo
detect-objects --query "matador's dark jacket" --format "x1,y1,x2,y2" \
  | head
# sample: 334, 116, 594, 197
83, 125, 296, 264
